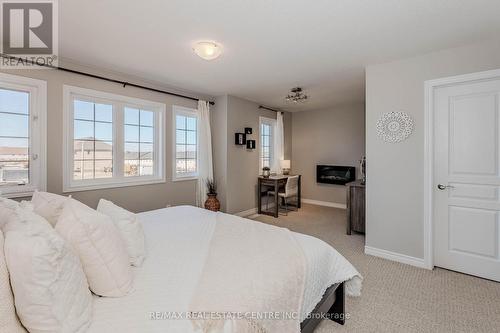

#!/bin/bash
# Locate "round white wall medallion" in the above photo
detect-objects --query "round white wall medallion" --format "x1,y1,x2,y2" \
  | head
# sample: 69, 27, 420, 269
376, 111, 414, 143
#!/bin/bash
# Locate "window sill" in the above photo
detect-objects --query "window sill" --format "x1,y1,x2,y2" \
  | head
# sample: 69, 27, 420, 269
63, 177, 166, 193
0, 185, 41, 199
172, 175, 198, 182
1, 190, 36, 199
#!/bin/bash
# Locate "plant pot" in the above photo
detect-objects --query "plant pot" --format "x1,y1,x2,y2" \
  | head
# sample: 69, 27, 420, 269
204, 193, 220, 212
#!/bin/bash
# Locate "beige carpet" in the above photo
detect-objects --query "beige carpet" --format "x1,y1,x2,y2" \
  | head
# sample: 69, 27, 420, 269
253, 204, 500, 333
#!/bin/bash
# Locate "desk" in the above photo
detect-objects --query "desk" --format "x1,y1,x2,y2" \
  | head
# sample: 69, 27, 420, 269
257, 175, 301, 218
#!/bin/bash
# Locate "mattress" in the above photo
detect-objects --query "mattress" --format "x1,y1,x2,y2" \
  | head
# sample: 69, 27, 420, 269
88, 206, 354, 332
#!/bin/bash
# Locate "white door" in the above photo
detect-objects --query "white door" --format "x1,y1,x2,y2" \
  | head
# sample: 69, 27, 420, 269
434, 75, 500, 282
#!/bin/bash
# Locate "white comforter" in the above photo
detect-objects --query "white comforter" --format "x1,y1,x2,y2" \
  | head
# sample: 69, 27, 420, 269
88, 206, 361, 333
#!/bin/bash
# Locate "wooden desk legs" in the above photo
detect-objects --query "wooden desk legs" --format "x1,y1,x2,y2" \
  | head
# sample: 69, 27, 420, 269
257, 179, 278, 218
298, 175, 301, 208
257, 177, 302, 218
274, 180, 279, 218
257, 179, 262, 214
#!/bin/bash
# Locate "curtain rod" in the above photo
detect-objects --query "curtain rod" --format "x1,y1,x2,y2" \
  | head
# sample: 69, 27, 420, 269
0, 54, 215, 106
258, 105, 281, 112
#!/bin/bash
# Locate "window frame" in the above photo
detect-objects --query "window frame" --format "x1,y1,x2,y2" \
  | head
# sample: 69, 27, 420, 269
172, 105, 199, 181
63, 85, 165, 192
0, 73, 47, 198
259, 116, 276, 173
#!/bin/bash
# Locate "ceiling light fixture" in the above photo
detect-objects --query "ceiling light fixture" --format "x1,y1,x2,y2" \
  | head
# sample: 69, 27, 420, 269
192, 41, 223, 60
285, 87, 308, 103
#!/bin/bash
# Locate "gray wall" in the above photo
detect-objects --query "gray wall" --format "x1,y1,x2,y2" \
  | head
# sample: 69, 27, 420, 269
226, 96, 276, 214
291, 104, 365, 205
366, 38, 500, 259
212, 95, 292, 214
210, 95, 228, 212
1, 61, 212, 212
0, 62, 291, 215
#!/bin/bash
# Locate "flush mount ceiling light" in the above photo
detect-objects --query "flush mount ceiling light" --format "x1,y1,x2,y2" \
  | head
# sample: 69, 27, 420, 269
285, 87, 308, 103
192, 41, 223, 60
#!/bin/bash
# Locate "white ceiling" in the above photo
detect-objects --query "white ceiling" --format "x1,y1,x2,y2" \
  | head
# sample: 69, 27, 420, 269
60, 0, 500, 111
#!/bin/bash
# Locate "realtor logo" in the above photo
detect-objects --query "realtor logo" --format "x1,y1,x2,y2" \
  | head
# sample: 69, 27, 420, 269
1, 0, 58, 68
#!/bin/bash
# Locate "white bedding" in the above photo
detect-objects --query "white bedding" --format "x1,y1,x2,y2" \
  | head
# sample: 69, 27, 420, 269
88, 206, 360, 332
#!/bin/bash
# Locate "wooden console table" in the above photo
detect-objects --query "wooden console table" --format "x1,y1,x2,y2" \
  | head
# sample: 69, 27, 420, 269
257, 175, 301, 218
346, 180, 365, 234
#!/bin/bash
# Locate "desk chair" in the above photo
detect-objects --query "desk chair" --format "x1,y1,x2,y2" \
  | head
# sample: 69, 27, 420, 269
266, 175, 300, 215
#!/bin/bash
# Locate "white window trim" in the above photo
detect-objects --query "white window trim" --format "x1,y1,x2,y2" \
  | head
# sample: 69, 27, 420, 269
63, 85, 166, 192
172, 105, 199, 181
0, 73, 47, 198
259, 116, 276, 174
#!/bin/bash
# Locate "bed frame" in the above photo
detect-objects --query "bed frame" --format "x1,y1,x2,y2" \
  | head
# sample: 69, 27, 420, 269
300, 282, 345, 333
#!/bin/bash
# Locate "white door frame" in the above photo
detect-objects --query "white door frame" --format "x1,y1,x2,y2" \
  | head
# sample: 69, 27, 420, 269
423, 68, 500, 270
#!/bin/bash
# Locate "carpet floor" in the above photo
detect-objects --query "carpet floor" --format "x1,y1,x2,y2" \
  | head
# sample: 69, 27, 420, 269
253, 204, 500, 333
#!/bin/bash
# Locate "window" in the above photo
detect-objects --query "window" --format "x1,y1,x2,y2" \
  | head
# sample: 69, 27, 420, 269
0, 73, 46, 198
173, 106, 198, 180
124, 107, 155, 177
63, 85, 165, 192
73, 100, 113, 180
259, 117, 276, 171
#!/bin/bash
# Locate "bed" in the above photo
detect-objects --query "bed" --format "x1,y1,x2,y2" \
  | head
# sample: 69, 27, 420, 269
88, 206, 361, 333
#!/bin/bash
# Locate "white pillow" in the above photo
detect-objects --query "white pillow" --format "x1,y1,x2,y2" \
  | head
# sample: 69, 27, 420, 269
0, 197, 20, 228
3, 207, 92, 333
56, 198, 133, 297
31, 191, 71, 226
0, 198, 33, 229
97, 199, 146, 266
0, 229, 26, 333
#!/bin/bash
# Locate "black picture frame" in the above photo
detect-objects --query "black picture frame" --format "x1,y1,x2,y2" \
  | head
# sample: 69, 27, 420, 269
245, 127, 252, 134
246, 140, 256, 149
235, 133, 246, 145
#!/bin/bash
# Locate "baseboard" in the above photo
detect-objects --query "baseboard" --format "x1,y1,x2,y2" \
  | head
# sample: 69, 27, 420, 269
302, 198, 346, 209
234, 202, 277, 218
364, 246, 428, 269
235, 199, 345, 217
234, 208, 258, 217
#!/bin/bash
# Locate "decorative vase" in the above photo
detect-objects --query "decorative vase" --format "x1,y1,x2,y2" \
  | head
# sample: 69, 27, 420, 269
204, 193, 220, 212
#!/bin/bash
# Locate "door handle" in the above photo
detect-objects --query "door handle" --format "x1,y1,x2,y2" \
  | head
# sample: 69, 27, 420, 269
437, 184, 454, 190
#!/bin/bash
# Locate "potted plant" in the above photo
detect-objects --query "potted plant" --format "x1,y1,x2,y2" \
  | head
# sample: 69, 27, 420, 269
204, 178, 220, 212
262, 166, 271, 178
